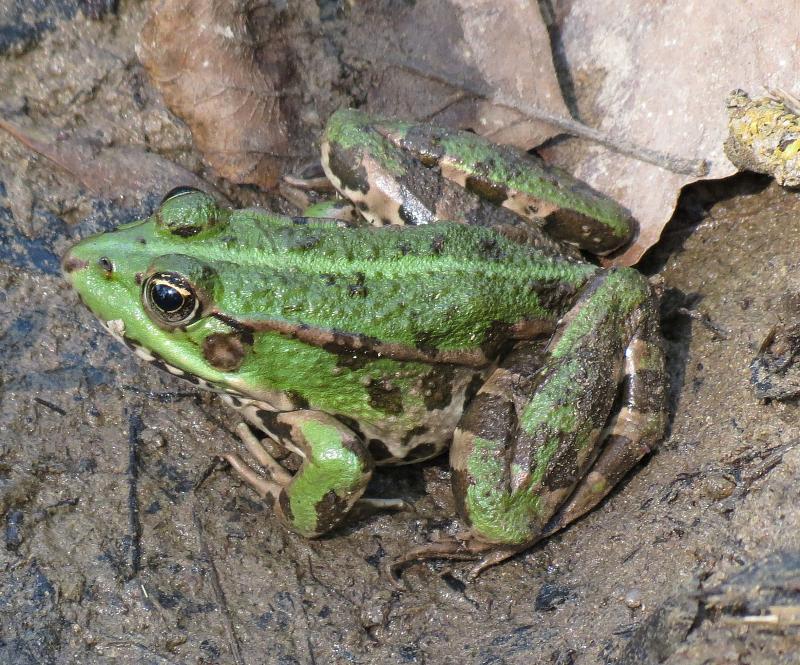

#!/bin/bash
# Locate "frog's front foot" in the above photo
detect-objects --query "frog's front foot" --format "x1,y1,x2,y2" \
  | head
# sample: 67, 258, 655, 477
224, 414, 410, 538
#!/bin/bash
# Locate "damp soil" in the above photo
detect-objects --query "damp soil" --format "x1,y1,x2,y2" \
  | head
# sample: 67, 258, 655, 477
1, 3, 800, 664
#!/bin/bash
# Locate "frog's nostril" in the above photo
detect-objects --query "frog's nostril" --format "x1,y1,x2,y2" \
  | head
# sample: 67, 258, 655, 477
62, 254, 88, 274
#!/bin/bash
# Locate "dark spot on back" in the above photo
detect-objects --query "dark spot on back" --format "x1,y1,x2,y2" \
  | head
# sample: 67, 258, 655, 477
332, 351, 371, 370
398, 202, 421, 225
405, 442, 441, 462
335, 415, 365, 442
413, 331, 440, 356
366, 380, 403, 415
293, 235, 320, 250
420, 365, 455, 410
171, 226, 202, 237
540, 433, 580, 490
285, 391, 310, 410
528, 279, 579, 313
542, 208, 635, 254
459, 393, 515, 442
327, 145, 371, 194
401, 425, 429, 445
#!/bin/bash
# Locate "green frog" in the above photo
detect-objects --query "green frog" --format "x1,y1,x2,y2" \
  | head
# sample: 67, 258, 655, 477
62, 109, 667, 578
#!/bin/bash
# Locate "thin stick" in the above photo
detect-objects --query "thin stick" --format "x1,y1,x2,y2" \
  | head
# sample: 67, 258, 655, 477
387, 57, 709, 177
192, 506, 245, 665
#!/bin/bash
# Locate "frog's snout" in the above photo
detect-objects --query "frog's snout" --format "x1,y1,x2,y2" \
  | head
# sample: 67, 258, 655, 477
62, 238, 115, 282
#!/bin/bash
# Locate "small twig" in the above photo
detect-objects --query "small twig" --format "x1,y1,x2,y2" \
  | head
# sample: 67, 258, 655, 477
192, 506, 245, 665
740, 605, 800, 626
767, 88, 800, 116
677, 307, 729, 339
125, 408, 144, 580
290, 561, 317, 665
95, 639, 183, 664
33, 397, 66, 416
386, 56, 709, 177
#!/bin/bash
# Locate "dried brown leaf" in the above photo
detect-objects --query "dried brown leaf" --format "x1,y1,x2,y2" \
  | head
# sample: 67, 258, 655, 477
549, 1, 800, 264
0, 116, 224, 204
137, 0, 292, 190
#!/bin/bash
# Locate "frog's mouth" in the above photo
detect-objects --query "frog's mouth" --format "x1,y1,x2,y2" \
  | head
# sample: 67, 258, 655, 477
95, 316, 223, 392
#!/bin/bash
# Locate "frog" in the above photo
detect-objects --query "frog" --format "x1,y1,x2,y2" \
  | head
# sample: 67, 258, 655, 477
62, 108, 667, 579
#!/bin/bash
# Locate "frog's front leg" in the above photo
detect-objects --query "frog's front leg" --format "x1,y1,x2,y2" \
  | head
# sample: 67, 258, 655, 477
224, 410, 374, 537
402, 268, 666, 576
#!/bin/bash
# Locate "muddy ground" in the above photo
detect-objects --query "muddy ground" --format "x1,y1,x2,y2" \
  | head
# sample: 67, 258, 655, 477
1, 3, 799, 664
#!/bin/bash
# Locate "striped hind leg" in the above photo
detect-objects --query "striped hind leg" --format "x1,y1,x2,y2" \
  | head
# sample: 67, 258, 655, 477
442, 269, 666, 572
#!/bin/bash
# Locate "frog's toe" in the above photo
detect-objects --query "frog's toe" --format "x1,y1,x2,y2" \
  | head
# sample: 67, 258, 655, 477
221, 423, 295, 503
222, 452, 283, 501
234, 422, 292, 486
466, 544, 530, 580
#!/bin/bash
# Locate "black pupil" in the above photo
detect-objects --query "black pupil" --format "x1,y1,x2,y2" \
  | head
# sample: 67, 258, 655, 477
152, 282, 184, 312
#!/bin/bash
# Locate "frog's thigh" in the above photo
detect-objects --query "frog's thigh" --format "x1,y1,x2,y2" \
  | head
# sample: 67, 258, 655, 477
450, 269, 666, 547
373, 119, 635, 254
252, 410, 374, 538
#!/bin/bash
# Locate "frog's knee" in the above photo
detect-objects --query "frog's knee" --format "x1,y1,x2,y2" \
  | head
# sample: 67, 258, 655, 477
280, 461, 373, 538
457, 485, 544, 547
279, 419, 373, 538
452, 431, 543, 547
607, 267, 653, 306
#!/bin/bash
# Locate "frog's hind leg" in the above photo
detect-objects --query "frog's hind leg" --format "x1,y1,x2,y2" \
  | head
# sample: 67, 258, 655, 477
223, 409, 376, 538
362, 112, 637, 255
442, 268, 667, 573
543, 295, 668, 534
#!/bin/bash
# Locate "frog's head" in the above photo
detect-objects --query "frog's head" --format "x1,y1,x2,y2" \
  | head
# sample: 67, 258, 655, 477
62, 188, 250, 393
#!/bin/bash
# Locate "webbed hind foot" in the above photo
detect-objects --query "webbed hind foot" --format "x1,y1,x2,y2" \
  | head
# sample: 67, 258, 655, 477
387, 535, 529, 587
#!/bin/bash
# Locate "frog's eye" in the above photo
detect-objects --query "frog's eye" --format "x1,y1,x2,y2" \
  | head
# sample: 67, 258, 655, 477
160, 186, 204, 205
142, 272, 201, 327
